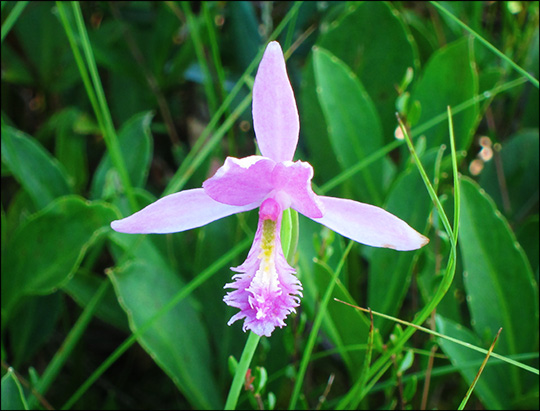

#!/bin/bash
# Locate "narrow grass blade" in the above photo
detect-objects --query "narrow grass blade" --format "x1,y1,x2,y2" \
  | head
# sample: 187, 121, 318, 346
430, 1, 539, 88
347, 308, 375, 409
56, 2, 137, 211
1, 1, 29, 43
163, 1, 304, 196
70, 2, 137, 211
333, 300, 537, 375
458, 328, 503, 410
181, 2, 218, 115
338, 109, 461, 409
447, 106, 460, 246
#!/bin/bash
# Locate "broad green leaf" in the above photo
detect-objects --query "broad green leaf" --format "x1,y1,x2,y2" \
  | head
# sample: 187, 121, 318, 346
479, 130, 539, 219
1, 196, 117, 317
516, 215, 539, 278
187, 212, 256, 370
12, 1, 78, 90
436, 315, 509, 409
63, 271, 129, 332
300, 58, 340, 183
1, 125, 71, 209
459, 178, 538, 351
403, 8, 438, 65
313, 47, 386, 205
0, 43, 34, 85
1, 368, 29, 411
411, 38, 479, 151
109, 259, 221, 410
9, 294, 62, 368
317, 1, 419, 141
436, 2, 486, 37
368, 149, 435, 335
52, 108, 93, 192
301, 2, 417, 183
4, 189, 36, 240
227, 1, 261, 71
459, 178, 539, 395
90, 111, 154, 199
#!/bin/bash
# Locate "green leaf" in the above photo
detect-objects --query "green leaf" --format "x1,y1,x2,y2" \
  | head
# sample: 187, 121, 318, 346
63, 271, 130, 331
109, 258, 221, 410
317, 1, 418, 141
12, 1, 78, 90
458, 177, 539, 396
411, 38, 479, 151
1, 368, 29, 411
0, 43, 34, 85
51, 108, 93, 192
300, 58, 341, 184
459, 177, 538, 351
1, 196, 118, 317
1, 125, 72, 209
479, 130, 539, 219
516, 215, 539, 278
227, 1, 261, 71
313, 47, 386, 205
9, 294, 62, 367
90, 111, 154, 199
301, 2, 416, 185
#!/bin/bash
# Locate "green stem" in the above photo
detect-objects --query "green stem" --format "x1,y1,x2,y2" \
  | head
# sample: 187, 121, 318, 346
224, 332, 261, 410
352, 309, 374, 408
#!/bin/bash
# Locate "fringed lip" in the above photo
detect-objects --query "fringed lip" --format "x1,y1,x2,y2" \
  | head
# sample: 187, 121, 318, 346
223, 198, 302, 337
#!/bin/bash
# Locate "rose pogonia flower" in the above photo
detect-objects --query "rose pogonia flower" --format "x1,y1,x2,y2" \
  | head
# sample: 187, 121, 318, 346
111, 41, 429, 337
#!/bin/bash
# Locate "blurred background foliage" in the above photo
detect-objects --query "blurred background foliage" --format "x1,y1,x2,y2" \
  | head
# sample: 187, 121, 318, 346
1, 1, 538, 410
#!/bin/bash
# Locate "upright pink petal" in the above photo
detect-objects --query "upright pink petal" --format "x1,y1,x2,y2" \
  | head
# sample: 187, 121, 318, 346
310, 196, 429, 251
111, 188, 258, 234
224, 198, 302, 337
253, 41, 299, 163
203, 156, 275, 206
271, 160, 324, 218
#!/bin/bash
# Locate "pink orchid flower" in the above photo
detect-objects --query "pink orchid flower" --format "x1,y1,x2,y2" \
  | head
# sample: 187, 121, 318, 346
111, 41, 429, 337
